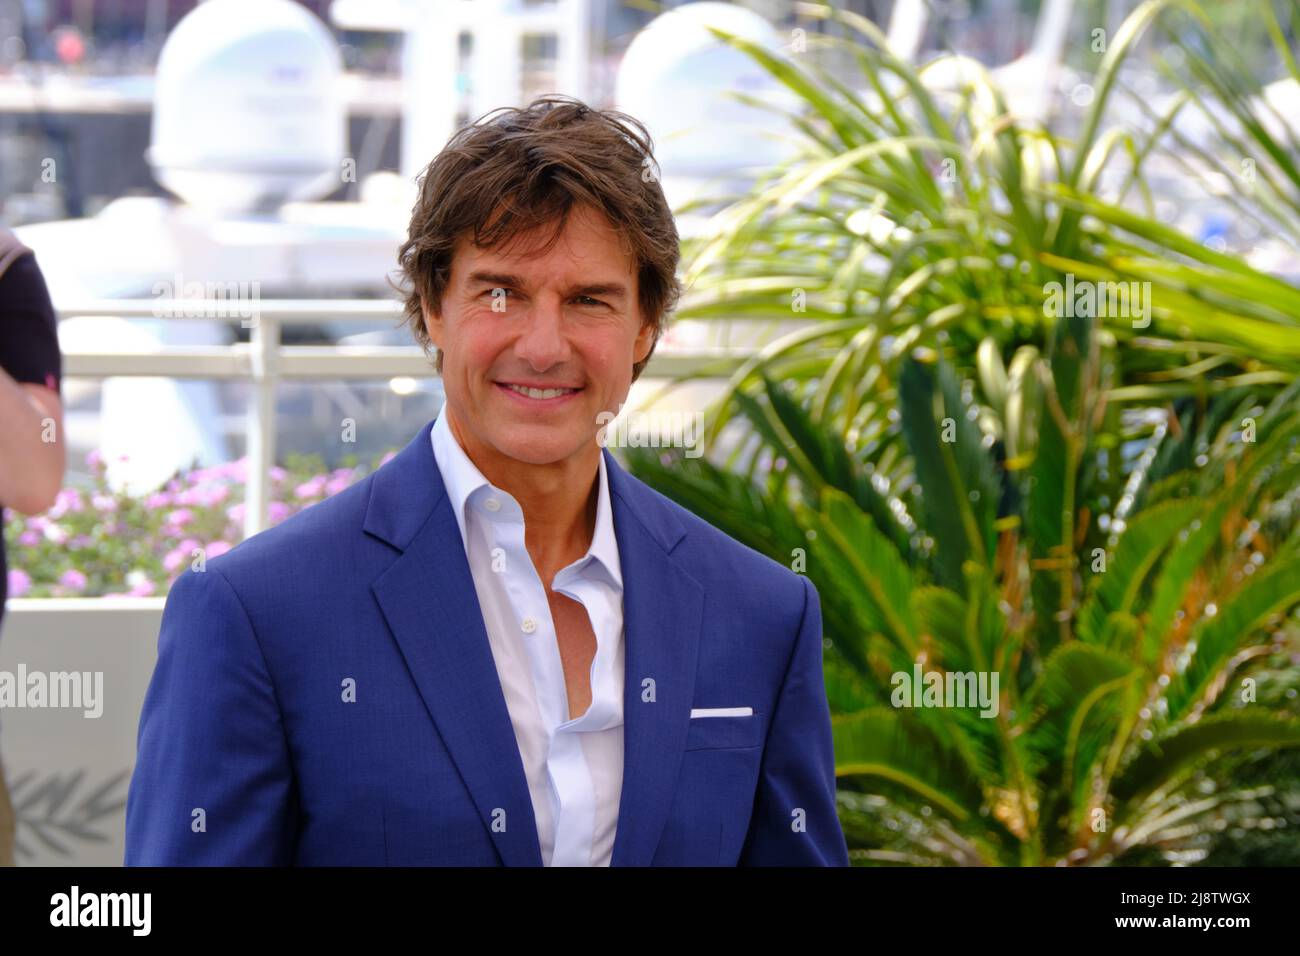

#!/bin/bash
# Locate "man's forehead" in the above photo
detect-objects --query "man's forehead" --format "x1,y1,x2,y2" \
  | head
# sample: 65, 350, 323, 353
452, 219, 635, 286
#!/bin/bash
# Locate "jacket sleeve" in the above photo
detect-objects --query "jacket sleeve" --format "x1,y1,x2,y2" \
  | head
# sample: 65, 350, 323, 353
125, 565, 298, 864
739, 575, 850, 866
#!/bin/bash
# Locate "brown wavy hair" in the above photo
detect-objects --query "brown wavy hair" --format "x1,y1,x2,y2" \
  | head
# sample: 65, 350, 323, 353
395, 95, 682, 382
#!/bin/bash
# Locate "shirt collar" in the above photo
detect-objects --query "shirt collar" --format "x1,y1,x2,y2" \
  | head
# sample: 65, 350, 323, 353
429, 404, 623, 591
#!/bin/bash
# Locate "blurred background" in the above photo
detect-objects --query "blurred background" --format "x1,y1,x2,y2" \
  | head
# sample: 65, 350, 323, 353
1, 0, 1298, 868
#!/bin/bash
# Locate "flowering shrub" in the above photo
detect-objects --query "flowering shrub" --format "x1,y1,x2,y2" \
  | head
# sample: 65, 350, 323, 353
4, 447, 397, 599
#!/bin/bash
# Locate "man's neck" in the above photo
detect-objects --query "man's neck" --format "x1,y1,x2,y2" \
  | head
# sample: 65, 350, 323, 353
445, 406, 600, 584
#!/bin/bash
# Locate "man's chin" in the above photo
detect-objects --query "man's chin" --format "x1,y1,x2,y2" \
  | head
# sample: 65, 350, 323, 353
486, 426, 594, 468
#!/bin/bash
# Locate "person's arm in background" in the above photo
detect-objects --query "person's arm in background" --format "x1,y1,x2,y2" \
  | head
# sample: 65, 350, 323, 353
739, 576, 851, 865
0, 367, 64, 514
0, 243, 65, 515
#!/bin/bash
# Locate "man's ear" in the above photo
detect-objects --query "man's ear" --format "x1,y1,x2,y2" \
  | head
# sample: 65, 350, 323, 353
421, 295, 443, 351
633, 314, 657, 366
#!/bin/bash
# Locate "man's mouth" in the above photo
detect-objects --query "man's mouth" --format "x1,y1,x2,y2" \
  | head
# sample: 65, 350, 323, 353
495, 381, 584, 402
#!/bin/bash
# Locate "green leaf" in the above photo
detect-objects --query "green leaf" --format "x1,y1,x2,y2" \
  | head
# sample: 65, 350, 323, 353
899, 355, 1000, 589
1112, 712, 1300, 808
758, 373, 911, 555
804, 487, 917, 652
1140, 497, 1231, 667
1025, 644, 1140, 804
1025, 312, 1092, 654
1164, 554, 1300, 721
1077, 498, 1202, 646
833, 707, 986, 823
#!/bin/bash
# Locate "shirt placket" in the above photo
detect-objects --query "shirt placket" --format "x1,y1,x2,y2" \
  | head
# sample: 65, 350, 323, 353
486, 495, 597, 867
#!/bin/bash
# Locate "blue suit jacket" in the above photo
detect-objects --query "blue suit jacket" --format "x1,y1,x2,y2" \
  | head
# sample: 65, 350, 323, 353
124, 418, 849, 866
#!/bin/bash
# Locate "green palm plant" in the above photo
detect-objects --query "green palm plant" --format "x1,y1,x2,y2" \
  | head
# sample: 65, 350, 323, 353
650, 0, 1300, 455
626, 314, 1300, 865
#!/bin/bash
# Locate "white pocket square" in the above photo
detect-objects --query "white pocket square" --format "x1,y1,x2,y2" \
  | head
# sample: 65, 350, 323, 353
690, 707, 753, 718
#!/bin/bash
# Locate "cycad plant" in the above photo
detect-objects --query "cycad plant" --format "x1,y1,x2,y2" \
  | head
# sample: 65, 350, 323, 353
628, 316, 1300, 865
624, 0, 1300, 863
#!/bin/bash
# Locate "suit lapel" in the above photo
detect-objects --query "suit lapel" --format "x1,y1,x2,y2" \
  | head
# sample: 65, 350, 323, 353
366, 420, 543, 866
603, 448, 705, 867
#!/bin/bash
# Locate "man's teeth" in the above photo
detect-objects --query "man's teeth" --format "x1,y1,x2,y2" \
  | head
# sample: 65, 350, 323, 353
504, 383, 578, 399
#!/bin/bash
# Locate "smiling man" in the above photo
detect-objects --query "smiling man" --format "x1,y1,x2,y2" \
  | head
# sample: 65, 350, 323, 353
125, 96, 849, 867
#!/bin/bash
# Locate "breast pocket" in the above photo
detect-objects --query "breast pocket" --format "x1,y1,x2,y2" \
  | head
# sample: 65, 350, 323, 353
683, 712, 764, 751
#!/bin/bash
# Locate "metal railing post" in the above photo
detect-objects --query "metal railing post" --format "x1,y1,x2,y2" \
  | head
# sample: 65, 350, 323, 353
245, 314, 279, 539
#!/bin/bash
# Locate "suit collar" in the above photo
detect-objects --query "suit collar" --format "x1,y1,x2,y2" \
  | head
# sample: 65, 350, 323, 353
365, 414, 701, 867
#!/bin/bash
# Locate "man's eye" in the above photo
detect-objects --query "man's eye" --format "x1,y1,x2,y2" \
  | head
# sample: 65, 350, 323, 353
576, 295, 605, 307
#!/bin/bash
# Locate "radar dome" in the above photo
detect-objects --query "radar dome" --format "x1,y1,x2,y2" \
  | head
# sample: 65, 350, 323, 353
615, 2, 796, 178
149, 0, 345, 213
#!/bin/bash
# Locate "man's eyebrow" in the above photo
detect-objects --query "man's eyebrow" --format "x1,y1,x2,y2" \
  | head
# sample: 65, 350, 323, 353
572, 282, 628, 301
466, 270, 526, 289
465, 271, 629, 301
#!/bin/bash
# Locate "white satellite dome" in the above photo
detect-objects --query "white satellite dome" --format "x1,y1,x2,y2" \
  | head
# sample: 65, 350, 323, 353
149, 0, 345, 213
615, 1, 798, 178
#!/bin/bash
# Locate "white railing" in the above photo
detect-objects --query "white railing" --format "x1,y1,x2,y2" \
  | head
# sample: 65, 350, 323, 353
54, 298, 753, 540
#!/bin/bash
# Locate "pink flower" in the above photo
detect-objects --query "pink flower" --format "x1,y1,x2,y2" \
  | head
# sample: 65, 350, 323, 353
59, 568, 88, 591
125, 570, 155, 596
325, 475, 352, 496
206, 541, 232, 558
70, 535, 93, 549
43, 523, 69, 545
165, 508, 194, 528
380, 451, 396, 466
270, 466, 288, 483
174, 486, 202, 506
268, 501, 290, 524
18, 530, 39, 547
144, 492, 172, 510
85, 449, 104, 469
197, 484, 230, 507
92, 493, 118, 513
7, 569, 31, 597
226, 502, 247, 525
163, 547, 190, 573
295, 476, 326, 499
49, 488, 84, 518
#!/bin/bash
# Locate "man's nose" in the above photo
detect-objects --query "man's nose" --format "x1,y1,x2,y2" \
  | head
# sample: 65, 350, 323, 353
514, 294, 571, 370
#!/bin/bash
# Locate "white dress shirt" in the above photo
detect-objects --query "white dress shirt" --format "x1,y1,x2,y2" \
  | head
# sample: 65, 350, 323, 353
430, 405, 625, 866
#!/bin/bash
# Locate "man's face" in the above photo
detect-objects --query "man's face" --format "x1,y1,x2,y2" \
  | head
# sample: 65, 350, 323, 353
422, 203, 655, 469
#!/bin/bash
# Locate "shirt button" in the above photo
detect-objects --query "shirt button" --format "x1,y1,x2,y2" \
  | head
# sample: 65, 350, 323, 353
520, 617, 537, 634
484, 498, 502, 512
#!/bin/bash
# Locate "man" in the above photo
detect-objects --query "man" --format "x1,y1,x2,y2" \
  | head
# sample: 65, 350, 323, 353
125, 96, 848, 866
0, 226, 66, 867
